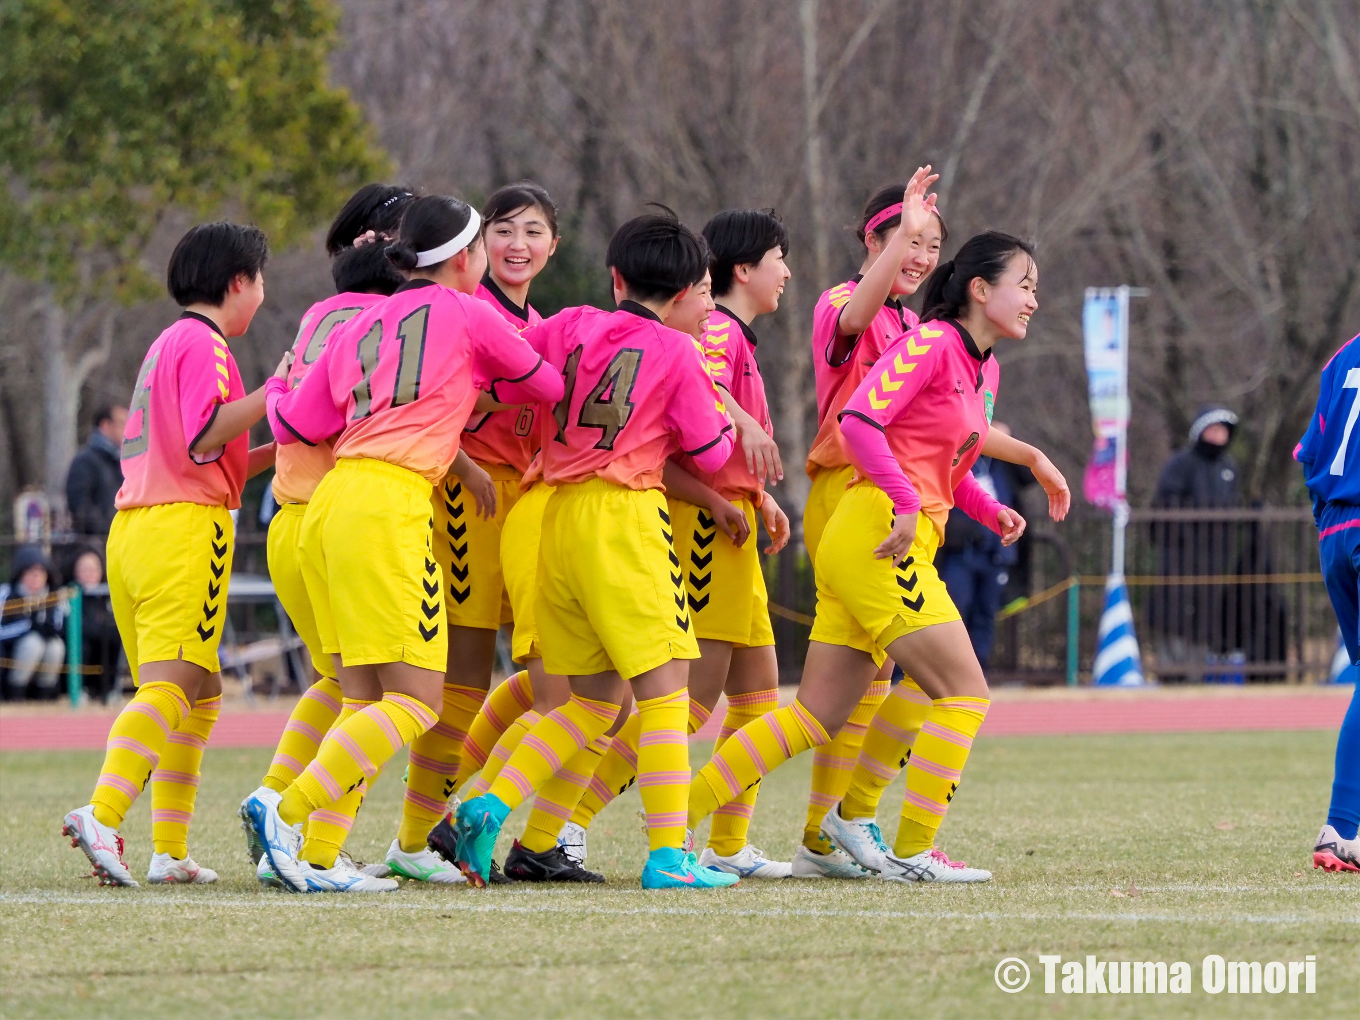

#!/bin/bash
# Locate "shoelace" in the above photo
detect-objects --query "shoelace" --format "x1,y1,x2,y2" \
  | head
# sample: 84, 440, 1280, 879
865, 821, 889, 852
745, 846, 772, 863
927, 847, 966, 869
115, 834, 128, 867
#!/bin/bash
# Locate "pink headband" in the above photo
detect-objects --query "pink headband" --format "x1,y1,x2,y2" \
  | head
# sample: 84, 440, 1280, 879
864, 202, 903, 236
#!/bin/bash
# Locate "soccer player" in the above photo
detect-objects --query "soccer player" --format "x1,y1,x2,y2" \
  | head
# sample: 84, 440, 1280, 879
688, 230, 1042, 883
62, 222, 285, 887
452, 210, 740, 890
241, 195, 563, 893
242, 186, 413, 887
1294, 334, 1360, 873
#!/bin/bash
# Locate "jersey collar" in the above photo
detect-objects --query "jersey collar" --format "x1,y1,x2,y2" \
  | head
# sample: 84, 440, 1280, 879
480, 273, 532, 321
394, 278, 439, 294
178, 310, 223, 335
618, 300, 663, 324
714, 304, 759, 348
946, 317, 992, 391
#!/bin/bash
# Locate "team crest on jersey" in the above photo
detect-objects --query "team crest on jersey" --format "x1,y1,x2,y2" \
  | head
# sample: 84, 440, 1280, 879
984, 390, 995, 422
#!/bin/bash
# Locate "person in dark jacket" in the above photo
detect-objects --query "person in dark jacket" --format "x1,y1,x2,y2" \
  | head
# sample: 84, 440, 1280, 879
64, 405, 127, 537
68, 546, 124, 703
0, 546, 67, 699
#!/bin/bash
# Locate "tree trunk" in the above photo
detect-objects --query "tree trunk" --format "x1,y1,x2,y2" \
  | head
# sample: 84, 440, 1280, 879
41, 292, 77, 506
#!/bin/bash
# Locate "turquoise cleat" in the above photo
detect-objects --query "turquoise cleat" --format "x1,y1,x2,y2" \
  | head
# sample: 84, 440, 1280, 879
641, 847, 740, 889
454, 794, 510, 887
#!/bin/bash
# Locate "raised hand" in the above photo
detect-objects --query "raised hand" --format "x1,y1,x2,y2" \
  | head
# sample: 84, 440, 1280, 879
897, 165, 940, 240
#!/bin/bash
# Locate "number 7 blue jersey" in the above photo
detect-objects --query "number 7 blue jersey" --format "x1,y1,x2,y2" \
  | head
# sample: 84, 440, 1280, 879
1297, 334, 1360, 529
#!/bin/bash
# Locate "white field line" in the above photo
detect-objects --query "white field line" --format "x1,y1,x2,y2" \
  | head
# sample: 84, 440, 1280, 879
1068, 883, 1359, 894
0, 891, 1354, 927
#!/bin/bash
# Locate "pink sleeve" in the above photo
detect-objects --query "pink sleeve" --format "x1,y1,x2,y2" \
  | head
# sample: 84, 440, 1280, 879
177, 338, 230, 463
953, 471, 1006, 535
468, 301, 564, 404
704, 330, 737, 391
266, 340, 347, 447
664, 338, 736, 473
840, 414, 920, 516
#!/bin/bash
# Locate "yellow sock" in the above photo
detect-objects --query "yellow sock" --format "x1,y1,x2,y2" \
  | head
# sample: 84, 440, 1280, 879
300, 697, 376, 868
468, 710, 540, 797
521, 735, 611, 853
398, 683, 484, 851
453, 670, 531, 791
569, 712, 640, 828
893, 697, 989, 858
801, 678, 889, 850
149, 695, 219, 857
487, 695, 617, 812
281, 692, 437, 826
89, 680, 190, 828
264, 676, 342, 793
688, 699, 711, 736
689, 698, 829, 828
707, 688, 779, 857
840, 680, 931, 820
636, 688, 692, 852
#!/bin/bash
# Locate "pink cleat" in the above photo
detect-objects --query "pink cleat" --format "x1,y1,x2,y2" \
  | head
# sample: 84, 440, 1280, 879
1312, 825, 1359, 873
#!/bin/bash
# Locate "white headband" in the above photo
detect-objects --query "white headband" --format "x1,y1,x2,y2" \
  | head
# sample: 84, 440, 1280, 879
415, 209, 482, 267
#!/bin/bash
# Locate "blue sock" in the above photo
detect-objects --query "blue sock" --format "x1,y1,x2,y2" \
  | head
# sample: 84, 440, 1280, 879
1327, 683, 1360, 840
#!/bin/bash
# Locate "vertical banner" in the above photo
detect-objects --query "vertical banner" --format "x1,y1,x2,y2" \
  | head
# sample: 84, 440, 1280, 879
1081, 287, 1130, 510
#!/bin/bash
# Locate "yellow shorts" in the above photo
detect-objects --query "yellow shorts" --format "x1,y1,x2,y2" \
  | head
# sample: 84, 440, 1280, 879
431, 463, 522, 631
299, 458, 446, 672
267, 501, 335, 679
107, 502, 234, 683
803, 463, 855, 564
501, 480, 555, 662
536, 479, 700, 680
667, 497, 774, 647
809, 481, 960, 666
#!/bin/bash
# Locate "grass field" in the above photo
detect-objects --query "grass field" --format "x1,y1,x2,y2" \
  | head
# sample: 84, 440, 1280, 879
1, 731, 1356, 1019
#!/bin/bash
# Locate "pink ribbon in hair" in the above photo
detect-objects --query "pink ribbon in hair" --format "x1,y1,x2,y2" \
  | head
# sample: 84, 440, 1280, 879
864, 202, 904, 235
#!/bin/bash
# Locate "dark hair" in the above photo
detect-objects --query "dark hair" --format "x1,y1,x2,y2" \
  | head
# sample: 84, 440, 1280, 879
482, 181, 559, 238
332, 242, 405, 296
857, 181, 950, 245
92, 405, 115, 429
701, 209, 789, 296
606, 206, 709, 302
166, 222, 269, 306
921, 231, 1036, 321
326, 184, 416, 255
384, 195, 480, 273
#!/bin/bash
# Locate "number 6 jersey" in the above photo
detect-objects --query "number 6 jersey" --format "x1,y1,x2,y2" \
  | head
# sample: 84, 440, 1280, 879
265, 278, 563, 483
523, 301, 736, 489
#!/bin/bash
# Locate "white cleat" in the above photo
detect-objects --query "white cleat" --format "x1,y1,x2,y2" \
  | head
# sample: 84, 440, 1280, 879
557, 821, 588, 865
303, 855, 399, 893
241, 786, 307, 892
147, 852, 217, 884
358, 861, 394, 879
699, 844, 792, 879
820, 802, 892, 873
790, 843, 874, 879
1313, 824, 1360, 873
62, 805, 137, 887
256, 855, 284, 889
384, 839, 467, 884
878, 847, 991, 883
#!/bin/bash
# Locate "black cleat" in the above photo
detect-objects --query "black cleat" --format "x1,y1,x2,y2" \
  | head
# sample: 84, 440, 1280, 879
488, 859, 515, 885
504, 839, 606, 883
430, 812, 515, 885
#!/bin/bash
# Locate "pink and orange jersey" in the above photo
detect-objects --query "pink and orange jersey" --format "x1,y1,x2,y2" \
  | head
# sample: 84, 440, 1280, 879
674, 305, 772, 502
265, 279, 562, 485
524, 302, 735, 490
806, 276, 918, 472
115, 312, 248, 511
839, 318, 1000, 535
271, 292, 388, 505
459, 277, 545, 474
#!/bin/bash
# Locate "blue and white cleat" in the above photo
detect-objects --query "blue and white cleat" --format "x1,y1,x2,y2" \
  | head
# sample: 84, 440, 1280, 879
453, 794, 510, 888
303, 855, 399, 893
256, 854, 284, 890
820, 802, 891, 873
790, 843, 874, 879
698, 844, 791, 879
242, 786, 307, 893
641, 847, 740, 889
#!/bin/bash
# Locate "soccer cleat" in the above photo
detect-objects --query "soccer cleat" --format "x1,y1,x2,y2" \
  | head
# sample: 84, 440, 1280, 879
557, 820, 589, 865
699, 844, 792, 879
878, 846, 992, 883
238, 794, 266, 866
790, 843, 874, 880
62, 805, 137, 887
504, 840, 605, 883
241, 786, 307, 893
428, 810, 513, 884
1313, 824, 1360, 873
147, 852, 218, 884
453, 794, 511, 888
358, 861, 394, 879
256, 855, 284, 889
384, 839, 467, 885
820, 802, 891, 873
641, 847, 740, 889
303, 854, 400, 893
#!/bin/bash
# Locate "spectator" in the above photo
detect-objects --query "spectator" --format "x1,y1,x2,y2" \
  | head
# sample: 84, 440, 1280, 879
68, 546, 124, 703
0, 546, 67, 699
65, 404, 127, 537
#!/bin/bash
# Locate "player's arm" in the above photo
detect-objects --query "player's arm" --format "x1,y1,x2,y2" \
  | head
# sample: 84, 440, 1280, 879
664, 341, 736, 474
265, 339, 347, 448
757, 490, 791, 554
701, 327, 780, 481
468, 302, 564, 405
187, 345, 291, 458
449, 449, 498, 520
246, 443, 276, 479
663, 460, 750, 547
981, 428, 1069, 521
954, 470, 1025, 546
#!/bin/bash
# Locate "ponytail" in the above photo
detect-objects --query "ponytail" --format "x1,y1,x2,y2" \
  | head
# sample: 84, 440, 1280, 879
383, 195, 480, 274
922, 231, 1034, 321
